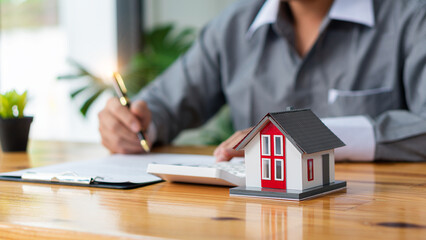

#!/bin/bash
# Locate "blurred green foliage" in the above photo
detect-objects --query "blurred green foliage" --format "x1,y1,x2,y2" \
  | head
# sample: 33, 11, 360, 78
58, 24, 195, 116
57, 59, 110, 116
59, 23, 234, 145
173, 105, 234, 146
125, 24, 195, 96
0, 90, 28, 118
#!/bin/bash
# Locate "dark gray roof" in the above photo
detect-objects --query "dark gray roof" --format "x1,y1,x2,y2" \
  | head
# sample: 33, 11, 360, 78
268, 109, 345, 154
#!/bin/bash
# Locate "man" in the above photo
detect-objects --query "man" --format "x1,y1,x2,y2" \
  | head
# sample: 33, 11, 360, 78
98, 0, 426, 161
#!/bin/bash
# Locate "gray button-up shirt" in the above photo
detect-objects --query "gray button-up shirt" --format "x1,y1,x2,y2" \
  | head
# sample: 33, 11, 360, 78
137, 0, 426, 161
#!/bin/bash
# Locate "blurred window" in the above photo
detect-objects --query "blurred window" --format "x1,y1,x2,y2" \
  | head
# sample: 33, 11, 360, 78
0, 0, 115, 142
0, 0, 237, 142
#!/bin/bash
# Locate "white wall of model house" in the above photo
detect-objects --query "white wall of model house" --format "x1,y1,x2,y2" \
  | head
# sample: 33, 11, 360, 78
302, 150, 335, 190
285, 138, 303, 190
245, 132, 261, 188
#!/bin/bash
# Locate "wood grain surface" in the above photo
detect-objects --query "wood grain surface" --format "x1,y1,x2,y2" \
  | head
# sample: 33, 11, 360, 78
0, 141, 425, 239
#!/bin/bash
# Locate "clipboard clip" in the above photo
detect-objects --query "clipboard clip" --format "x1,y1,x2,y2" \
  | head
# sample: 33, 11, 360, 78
22, 171, 103, 185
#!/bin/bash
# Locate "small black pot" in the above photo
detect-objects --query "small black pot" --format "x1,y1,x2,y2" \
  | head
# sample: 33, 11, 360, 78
0, 116, 33, 152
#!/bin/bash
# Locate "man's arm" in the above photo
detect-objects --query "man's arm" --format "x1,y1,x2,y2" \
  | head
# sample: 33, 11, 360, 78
372, 5, 426, 161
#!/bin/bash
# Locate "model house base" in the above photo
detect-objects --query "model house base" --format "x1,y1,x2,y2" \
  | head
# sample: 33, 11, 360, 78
233, 109, 347, 201
230, 180, 347, 201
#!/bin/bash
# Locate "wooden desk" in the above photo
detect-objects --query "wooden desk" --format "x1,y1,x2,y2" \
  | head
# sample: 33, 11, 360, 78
0, 141, 425, 239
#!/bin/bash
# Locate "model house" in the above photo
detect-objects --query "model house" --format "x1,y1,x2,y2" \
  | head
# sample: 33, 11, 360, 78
230, 108, 347, 200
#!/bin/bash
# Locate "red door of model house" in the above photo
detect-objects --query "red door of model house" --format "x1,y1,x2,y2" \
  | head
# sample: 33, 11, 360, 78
260, 122, 286, 189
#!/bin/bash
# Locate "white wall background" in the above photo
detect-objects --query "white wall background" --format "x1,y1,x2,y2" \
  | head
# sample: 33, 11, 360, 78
53, 0, 116, 142
59, 0, 117, 77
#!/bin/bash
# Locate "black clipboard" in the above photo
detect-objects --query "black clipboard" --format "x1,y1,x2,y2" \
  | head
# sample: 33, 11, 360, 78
0, 174, 162, 189
0, 153, 216, 189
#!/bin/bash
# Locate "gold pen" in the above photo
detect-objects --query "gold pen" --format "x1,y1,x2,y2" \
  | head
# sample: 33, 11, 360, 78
112, 72, 150, 152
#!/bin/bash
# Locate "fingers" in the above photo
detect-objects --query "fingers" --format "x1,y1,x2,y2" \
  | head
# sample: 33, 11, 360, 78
130, 101, 151, 131
101, 134, 144, 154
106, 98, 142, 132
99, 109, 143, 154
214, 127, 253, 162
100, 127, 144, 154
99, 98, 152, 154
99, 109, 139, 143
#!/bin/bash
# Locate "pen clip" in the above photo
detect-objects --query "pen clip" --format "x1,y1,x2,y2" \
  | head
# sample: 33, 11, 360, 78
112, 72, 130, 106
113, 72, 127, 94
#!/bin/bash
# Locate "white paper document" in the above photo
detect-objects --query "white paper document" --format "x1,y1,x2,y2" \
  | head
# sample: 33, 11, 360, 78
0, 153, 218, 184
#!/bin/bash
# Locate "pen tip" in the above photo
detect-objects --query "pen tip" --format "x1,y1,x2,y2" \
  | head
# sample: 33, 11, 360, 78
140, 140, 150, 153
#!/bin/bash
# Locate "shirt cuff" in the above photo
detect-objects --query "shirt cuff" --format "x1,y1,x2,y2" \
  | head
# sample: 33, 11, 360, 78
321, 116, 376, 161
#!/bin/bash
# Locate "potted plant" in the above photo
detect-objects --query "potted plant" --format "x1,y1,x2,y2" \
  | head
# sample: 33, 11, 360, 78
0, 90, 33, 152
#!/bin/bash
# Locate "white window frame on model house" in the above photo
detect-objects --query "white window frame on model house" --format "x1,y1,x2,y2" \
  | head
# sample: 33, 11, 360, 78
274, 159, 284, 181
261, 135, 271, 156
274, 135, 283, 156
262, 158, 271, 180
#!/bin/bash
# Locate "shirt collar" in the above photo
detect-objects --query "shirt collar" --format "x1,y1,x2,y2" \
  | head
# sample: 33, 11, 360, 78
246, 0, 375, 39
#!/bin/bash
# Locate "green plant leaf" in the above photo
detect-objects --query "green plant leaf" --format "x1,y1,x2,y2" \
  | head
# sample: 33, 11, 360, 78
0, 95, 12, 118
57, 74, 86, 80
60, 59, 107, 87
123, 24, 196, 96
58, 58, 112, 117
148, 24, 174, 53
169, 28, 195, 51
79, 88, 106, 117
0, 90, 28, 118
16, 90, 28, 117
70, 86, 89, 98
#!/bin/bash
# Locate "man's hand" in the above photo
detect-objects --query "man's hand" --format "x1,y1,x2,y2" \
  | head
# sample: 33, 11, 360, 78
213, 127, 253, 162
98, 98, 152, 154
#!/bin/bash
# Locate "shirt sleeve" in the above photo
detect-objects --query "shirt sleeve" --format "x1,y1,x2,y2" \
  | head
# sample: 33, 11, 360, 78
373, 6, 426, 161
134, 20, 226, 144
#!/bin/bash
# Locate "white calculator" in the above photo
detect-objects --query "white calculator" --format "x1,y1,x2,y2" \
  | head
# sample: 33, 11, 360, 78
146, 162, 245, 187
